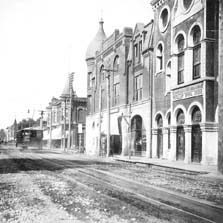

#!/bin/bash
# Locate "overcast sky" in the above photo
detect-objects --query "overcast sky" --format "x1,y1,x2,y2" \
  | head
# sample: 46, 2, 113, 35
0, 0, 153, 129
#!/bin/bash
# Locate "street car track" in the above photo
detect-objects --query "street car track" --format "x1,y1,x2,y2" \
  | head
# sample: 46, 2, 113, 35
4, 150, 222, 223
22, 152, 222, 223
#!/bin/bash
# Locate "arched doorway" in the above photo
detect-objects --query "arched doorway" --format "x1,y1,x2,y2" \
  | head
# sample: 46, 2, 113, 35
191, 106, 202, 163
131, 115, 145, 156
176, 109, 185, 161
156, 114, 163, 158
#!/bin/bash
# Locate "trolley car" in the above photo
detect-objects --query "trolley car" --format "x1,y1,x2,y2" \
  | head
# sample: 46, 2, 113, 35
16, 128, 43, 148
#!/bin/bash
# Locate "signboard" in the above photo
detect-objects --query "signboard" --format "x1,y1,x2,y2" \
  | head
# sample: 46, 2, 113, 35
78, 124, 83, 133
173, 83, 203, 101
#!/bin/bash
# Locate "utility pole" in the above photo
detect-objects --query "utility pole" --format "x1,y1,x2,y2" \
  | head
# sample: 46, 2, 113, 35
218, 0, 223, 173
103, 68, 117, 157
68, 72, 74, 150
98, 85, 102, 155
49, 108, 52, 149
63, 99, 67, 151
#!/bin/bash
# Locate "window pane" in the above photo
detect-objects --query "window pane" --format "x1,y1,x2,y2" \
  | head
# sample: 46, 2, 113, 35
193, 45, 200, 64
193, 45, 201, 79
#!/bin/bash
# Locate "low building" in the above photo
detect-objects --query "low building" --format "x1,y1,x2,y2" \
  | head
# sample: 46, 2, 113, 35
44, 75, 87, 150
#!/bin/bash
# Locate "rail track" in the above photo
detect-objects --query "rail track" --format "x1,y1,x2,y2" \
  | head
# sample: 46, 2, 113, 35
1, 149, 223, 223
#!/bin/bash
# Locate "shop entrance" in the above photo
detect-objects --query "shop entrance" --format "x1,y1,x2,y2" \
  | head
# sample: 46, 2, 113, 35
191, 106, 202, 163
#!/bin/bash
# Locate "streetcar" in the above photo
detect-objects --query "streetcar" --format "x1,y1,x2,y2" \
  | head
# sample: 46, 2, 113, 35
16, 128, 43, 148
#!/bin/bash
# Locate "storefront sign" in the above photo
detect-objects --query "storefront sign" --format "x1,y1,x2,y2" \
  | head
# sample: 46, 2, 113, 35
173, 83, 203, 101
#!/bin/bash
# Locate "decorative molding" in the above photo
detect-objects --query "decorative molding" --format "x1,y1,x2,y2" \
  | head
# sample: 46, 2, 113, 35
152, 0, 167, 11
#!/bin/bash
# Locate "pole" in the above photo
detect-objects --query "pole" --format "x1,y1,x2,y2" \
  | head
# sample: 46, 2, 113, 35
68, 72, 74, 150
106, 71, 110, 157
68, 88, 72, 149
98, 85, 102, 155
49, 108, 52, 149
218, 0, 223, 173
64, 99, 67, 151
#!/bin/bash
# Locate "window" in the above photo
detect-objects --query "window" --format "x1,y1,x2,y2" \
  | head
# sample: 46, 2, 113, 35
178, 53, 184, 84
183, 0, 193, 10
193, 45, 201, 79
57, 109, 60, 122
53, 110, 57, 123
156, 44, 163, 72
134, 44, 138, 58
166, 61, 171, 92
192, 26, 201, 79
134, 74, 143, 101
101, 89, 106, 109
113, 56, 119, 73
92, 77, 95, 88
177, 35, 185, 84
139, 40, 143, 63
177, 110, 185, 125
78, 109, 85, 123
87, 96, 92, 114
192, 107, 202, 123
157, 115, 163, 128
100, 65, 105, 82
159, 7, 169, 32
113, 83, 120, 106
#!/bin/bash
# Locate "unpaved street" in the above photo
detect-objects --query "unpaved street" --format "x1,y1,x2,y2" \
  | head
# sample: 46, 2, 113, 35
0, 147, 223, 223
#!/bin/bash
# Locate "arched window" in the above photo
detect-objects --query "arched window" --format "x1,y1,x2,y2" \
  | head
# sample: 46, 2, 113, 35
176, 34, 185, 84
192, 25, 201, 79
113, 56, 120, 106
177, 109, 185, 125
166, 61, 171, 92
192, 106, 202, 124
113, 56, 119, 74
100, 65, 105, 82
156, 114, 163, 128
156, 43, 163, 72
183, 0, 193, 10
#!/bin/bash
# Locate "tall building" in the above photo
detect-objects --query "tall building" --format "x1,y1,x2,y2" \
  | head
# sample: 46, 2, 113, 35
86, 0, 221, 166
85, 20, 154, 156
151, 0, 219, 165
44, 75, 87, 150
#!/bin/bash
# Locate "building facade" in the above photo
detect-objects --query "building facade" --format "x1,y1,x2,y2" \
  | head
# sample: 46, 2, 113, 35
86, 0, 220, 166
85, 20, 153, 156
44, 75, 87, 150
151, 0, 219, 165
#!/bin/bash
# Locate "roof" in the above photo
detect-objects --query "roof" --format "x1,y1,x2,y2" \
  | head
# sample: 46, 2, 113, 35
86, 20, 107, 60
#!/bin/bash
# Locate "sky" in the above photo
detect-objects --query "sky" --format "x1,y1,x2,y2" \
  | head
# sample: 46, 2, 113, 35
0, 0, 153, 129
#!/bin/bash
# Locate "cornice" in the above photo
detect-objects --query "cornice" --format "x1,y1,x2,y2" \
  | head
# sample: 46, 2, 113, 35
152, 0, 168, 11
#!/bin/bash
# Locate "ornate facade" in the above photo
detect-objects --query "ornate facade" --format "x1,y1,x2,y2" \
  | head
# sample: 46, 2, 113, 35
85, 20, 153, 156
151, 0, 219, 165
44, 75, 87, 150
86, 0, 221, 166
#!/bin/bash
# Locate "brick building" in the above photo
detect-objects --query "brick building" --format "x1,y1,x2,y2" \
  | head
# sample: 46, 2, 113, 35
85, 20, 153, 156
44, 75, 87, 150
86, 0, 221, 166
151, 0, 219, 165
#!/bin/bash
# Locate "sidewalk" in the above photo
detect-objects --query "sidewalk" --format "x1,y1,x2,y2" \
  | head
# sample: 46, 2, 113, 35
113, 155, 220, 176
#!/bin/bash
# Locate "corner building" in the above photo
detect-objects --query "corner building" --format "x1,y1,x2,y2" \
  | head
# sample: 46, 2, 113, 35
151, 0, 219, 165
85, 20, 154, 156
